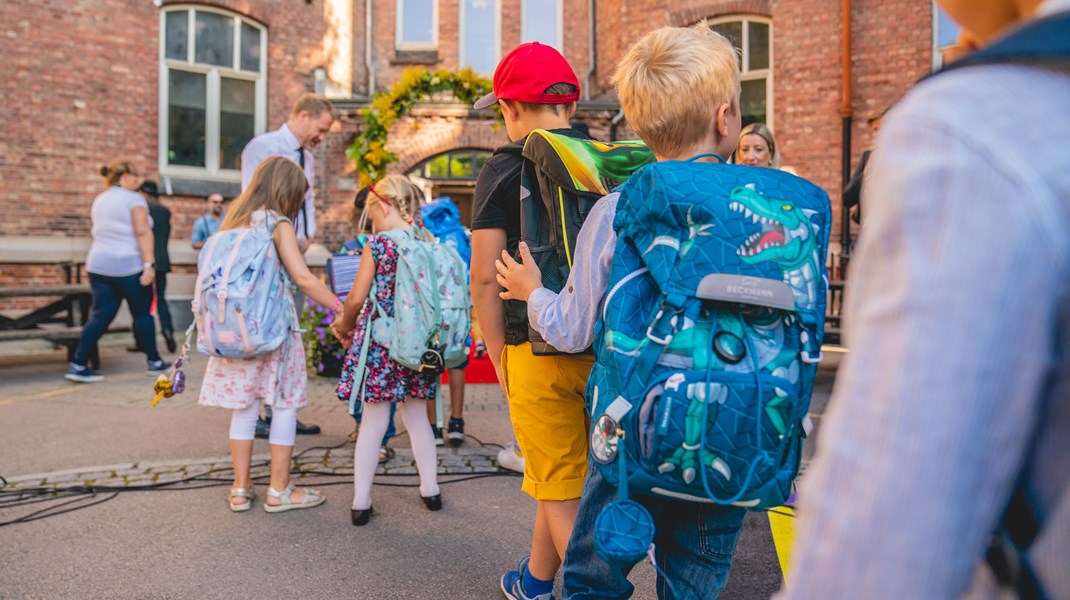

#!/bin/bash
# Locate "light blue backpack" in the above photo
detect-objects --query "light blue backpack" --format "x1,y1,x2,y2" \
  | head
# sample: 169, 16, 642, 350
347, 227, 471, 424
588, 156, 831, 566
192, 210, 297, 358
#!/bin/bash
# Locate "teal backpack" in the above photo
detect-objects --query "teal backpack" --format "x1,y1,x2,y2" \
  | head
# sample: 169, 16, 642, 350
347, 227, 471, 425
588, 156, 831, 566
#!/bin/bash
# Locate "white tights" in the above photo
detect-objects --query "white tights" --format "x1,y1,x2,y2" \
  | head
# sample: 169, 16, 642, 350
230, 402, 297, 446
352, 400, 439, 510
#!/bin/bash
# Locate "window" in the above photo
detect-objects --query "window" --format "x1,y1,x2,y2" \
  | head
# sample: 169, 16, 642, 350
521, 0, 562, 51
159, 7, 266, 179
459, 0, 500, 74
396, 0, 438, 50
709, 17, 772, 128
412, 149, 492, 180
932, 4, 962, 69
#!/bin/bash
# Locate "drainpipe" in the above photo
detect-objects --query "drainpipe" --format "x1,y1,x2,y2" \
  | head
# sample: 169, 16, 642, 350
365, 0, 375, 95
609, 108, 625, 141
839, 0, 853, 268
584, 0, 596, 101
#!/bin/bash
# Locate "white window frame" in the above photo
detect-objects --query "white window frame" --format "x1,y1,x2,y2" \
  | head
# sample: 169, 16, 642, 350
396, 0, 439, 51
931, 2, 961, 70
158, 6, 267, 181
458, 0, 501, 75
709, 15, 774, 130
521, 0, 563, 52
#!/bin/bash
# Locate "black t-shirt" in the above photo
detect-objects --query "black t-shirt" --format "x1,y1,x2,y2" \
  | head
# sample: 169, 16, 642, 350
471, 127, 588, 345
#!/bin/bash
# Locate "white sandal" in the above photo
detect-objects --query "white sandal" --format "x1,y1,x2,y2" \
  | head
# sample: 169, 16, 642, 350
228, 487, 254, 512
263, 482, 325, 513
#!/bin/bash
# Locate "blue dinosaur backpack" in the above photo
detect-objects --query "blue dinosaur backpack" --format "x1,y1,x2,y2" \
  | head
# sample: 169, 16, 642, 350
192, 209, 298, 358
588, 155, 831, 565
421, 197, 471, 268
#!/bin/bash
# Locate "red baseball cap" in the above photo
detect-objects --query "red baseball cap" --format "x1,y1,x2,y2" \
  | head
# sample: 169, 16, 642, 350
472, 42, 580, 109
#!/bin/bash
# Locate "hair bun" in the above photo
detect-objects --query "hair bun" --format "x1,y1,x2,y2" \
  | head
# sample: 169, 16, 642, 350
100, 165, 110, 176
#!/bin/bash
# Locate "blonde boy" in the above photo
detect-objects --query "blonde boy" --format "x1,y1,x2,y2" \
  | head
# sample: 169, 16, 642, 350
496, 25, 745, 599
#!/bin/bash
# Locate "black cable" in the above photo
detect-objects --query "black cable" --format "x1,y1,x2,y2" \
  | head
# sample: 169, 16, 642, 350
0, 459, 521, 527
0, 491, 119, 527
460, 432, 505, 450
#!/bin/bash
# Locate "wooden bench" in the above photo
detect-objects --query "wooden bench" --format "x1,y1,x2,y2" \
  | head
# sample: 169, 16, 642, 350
825, 280, 845, 346
0, 285, 128, 369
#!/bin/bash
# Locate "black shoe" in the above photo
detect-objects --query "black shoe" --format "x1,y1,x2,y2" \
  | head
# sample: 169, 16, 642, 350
421, 494, 442, 512
351, 506, 374, 526
295, 420, 321, 435
378, 445, 395, 464
447, 417, 465, 446
431, 424, 445, 447
163, 331, 177, 353
254, 417, 270, 439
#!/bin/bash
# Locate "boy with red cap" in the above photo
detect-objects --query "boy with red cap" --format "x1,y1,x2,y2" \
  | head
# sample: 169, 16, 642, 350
470, 42, 590, 600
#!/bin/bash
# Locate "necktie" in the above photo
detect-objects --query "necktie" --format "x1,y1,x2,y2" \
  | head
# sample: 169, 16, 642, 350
296, 148, 309, 238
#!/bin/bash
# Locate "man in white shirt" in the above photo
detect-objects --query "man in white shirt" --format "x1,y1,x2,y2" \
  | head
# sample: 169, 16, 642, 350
240, 93, 338, 437
781, 1, 1070, 598
241, 94, 338, 253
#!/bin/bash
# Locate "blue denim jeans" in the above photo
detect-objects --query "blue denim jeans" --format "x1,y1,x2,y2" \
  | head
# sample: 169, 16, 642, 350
562, 457, 746, 599
353, 401, 396, 445
75, 272, 160, 365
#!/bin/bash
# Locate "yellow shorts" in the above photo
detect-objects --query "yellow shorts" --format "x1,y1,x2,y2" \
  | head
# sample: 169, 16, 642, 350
501, 342, 594, 501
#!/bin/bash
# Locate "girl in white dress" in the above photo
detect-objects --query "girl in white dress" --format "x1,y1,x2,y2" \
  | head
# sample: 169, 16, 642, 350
198, 156, 344, 513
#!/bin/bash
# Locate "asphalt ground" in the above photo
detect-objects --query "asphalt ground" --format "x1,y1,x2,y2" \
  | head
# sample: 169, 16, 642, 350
0, 335, 838, 599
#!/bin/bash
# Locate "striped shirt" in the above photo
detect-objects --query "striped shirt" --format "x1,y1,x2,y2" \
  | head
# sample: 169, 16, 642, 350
780, 12, 1070, 600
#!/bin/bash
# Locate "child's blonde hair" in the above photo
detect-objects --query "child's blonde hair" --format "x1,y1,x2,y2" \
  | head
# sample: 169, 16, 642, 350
221, 156, 308, 230
612, 24, 741, 157
358, 173, 425, 233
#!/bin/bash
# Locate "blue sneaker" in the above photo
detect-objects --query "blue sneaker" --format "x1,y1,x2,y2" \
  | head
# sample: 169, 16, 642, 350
147, 359, 171, 375
501, 557, 553, 600
65, 363, 104, 383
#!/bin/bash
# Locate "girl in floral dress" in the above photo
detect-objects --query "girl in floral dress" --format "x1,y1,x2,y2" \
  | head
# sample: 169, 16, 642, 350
198, 157, 344, 513
333, 174, 442, 526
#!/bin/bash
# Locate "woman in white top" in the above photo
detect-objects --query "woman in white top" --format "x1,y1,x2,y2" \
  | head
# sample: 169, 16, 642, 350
66, 161, 169, 383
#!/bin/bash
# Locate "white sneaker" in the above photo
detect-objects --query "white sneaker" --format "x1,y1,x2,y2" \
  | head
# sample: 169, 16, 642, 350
497, 441, 525, 474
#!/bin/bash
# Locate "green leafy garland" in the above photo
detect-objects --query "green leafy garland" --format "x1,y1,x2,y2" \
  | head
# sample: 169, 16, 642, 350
346, 67, 497, 187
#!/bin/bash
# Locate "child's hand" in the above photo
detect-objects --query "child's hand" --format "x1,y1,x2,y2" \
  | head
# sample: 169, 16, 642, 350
332, 315, 353, 349
495, 242, 543, 302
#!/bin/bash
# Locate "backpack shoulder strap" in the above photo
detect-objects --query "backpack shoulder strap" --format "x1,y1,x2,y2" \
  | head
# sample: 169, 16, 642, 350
492, 139, 525, 157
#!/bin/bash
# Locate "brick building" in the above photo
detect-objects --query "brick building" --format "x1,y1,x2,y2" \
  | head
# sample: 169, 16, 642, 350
0, 0, 957, 318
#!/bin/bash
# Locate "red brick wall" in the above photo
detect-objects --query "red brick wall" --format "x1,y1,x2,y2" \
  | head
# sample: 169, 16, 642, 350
2, 0, 936, 289
583, 0, 932, 257
366, 0, 591, 98
0, 0, 327, 243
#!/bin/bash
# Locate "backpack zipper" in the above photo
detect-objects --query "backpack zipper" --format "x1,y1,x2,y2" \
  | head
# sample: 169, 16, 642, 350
602, 267, 650, 321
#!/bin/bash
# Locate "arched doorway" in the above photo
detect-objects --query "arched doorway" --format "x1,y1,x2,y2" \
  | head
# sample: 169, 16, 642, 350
407, 148, 493, 227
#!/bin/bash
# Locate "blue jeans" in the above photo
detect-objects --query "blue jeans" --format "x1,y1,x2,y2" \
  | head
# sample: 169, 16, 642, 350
353, 401, 396, 445
75, 272, 160, 366
562, 457, 745, 600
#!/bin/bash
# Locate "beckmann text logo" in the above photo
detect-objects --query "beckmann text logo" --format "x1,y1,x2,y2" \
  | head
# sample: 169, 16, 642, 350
726, 284, 774, 298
